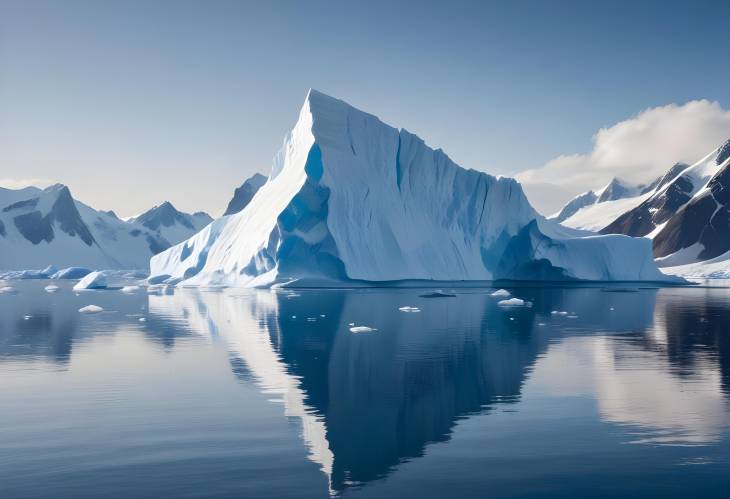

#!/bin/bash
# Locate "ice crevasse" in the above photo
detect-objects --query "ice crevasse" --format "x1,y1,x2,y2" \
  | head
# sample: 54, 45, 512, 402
150, 90, 674, 287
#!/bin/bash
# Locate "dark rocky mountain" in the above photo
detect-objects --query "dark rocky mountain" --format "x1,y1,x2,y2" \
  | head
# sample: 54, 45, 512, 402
224, 173, 267, 216
600, 139, 730, 261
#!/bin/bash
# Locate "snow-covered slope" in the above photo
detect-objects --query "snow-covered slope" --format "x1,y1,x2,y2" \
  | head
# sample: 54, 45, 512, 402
223, 173, 267, 216
554, 177, 658, 229
129, 201, 212, 245
150, 90, 672, 287
0, 184, 170, 270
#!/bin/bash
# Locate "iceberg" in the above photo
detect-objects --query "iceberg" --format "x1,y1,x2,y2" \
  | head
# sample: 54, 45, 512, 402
52, 267, 92, 280
73, 271, 107, 290
150, 90, 675, 287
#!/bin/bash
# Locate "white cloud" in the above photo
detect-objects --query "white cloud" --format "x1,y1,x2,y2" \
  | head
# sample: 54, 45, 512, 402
517, 100, 730, 215
0, 178, 56, 190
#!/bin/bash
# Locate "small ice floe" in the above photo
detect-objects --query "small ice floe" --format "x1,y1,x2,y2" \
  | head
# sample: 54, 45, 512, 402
291, 315, 297, 319
490, 289, 511, 298
120, 285, 141, 294
398, 306, 421, 313
44, 285, 60, 293
138, 317, 146, 322
79, 305, 104, 314
73, 271, 107, 291
0, 286, 18, 295
567, 314, 579, 319
23, 315, 32, 320
419, 291, 456, 298
609, 307, 615, 311
349, 325, 377, 333
509, 317, 515, 321
551, 310, 569, 316
320, 314, 326, 318
498, 298, 526, 307
537, 322, 546, 326
348, 322, 355, 326
306, 317, 317, 322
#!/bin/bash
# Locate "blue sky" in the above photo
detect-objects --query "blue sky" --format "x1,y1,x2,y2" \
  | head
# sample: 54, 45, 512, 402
2, 0, 730, 216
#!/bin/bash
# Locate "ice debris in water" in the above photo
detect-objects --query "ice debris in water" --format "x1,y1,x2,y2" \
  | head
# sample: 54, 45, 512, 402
44, 285, 60, 293
79, 305, 104, 314
399, 306, 421, 312
491, 289, 511, 297
349, 325, 378, 333
0, 286, 18, 294
121, 285, 141, 293
498, 298, 526, 307
551, 310, 569, 316
139, 317, 146, 322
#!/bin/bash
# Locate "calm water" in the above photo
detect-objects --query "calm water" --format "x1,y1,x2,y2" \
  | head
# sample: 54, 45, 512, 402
1, 281, 730, 498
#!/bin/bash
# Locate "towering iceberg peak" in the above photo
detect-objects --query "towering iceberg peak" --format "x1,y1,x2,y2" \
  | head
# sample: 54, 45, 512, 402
150, 90, 674, 287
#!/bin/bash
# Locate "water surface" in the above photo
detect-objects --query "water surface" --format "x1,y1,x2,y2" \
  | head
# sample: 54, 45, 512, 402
1, 281, 729, 498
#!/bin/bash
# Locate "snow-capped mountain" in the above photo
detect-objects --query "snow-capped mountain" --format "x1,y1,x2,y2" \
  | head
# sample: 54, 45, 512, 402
552, 177, 659, 229
224, 173, 267, 216
129, 201, 212, 246
0, 184, 170, 269
150, 90, 672, 287
603, 140, 730, 270
553, 138, 730, 277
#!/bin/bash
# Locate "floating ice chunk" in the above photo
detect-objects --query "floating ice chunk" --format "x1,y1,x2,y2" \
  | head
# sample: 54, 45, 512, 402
79, 305, 104, 314
490, 289, 511, 297
398, 306, 421, 312
23, 315, 32, 320
40, 265, 58, 277
537, 322, 546, 326
551, 310, 569, 316
52, 267, 92, 280
139, 317, 146, 322
419, 291, 455, 298
320, 314, 326, 317
73, 271, 107, 291
0, 286, 18, 294
349, 325, 378, 333
121, 285, 141, 293
567, 314, 579, 319
44, 285, 60, 293
498, 298, 526, 307
348, 322, 355, 326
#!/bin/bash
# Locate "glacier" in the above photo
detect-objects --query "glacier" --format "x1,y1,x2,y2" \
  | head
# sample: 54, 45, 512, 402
150, 90, 675, 287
